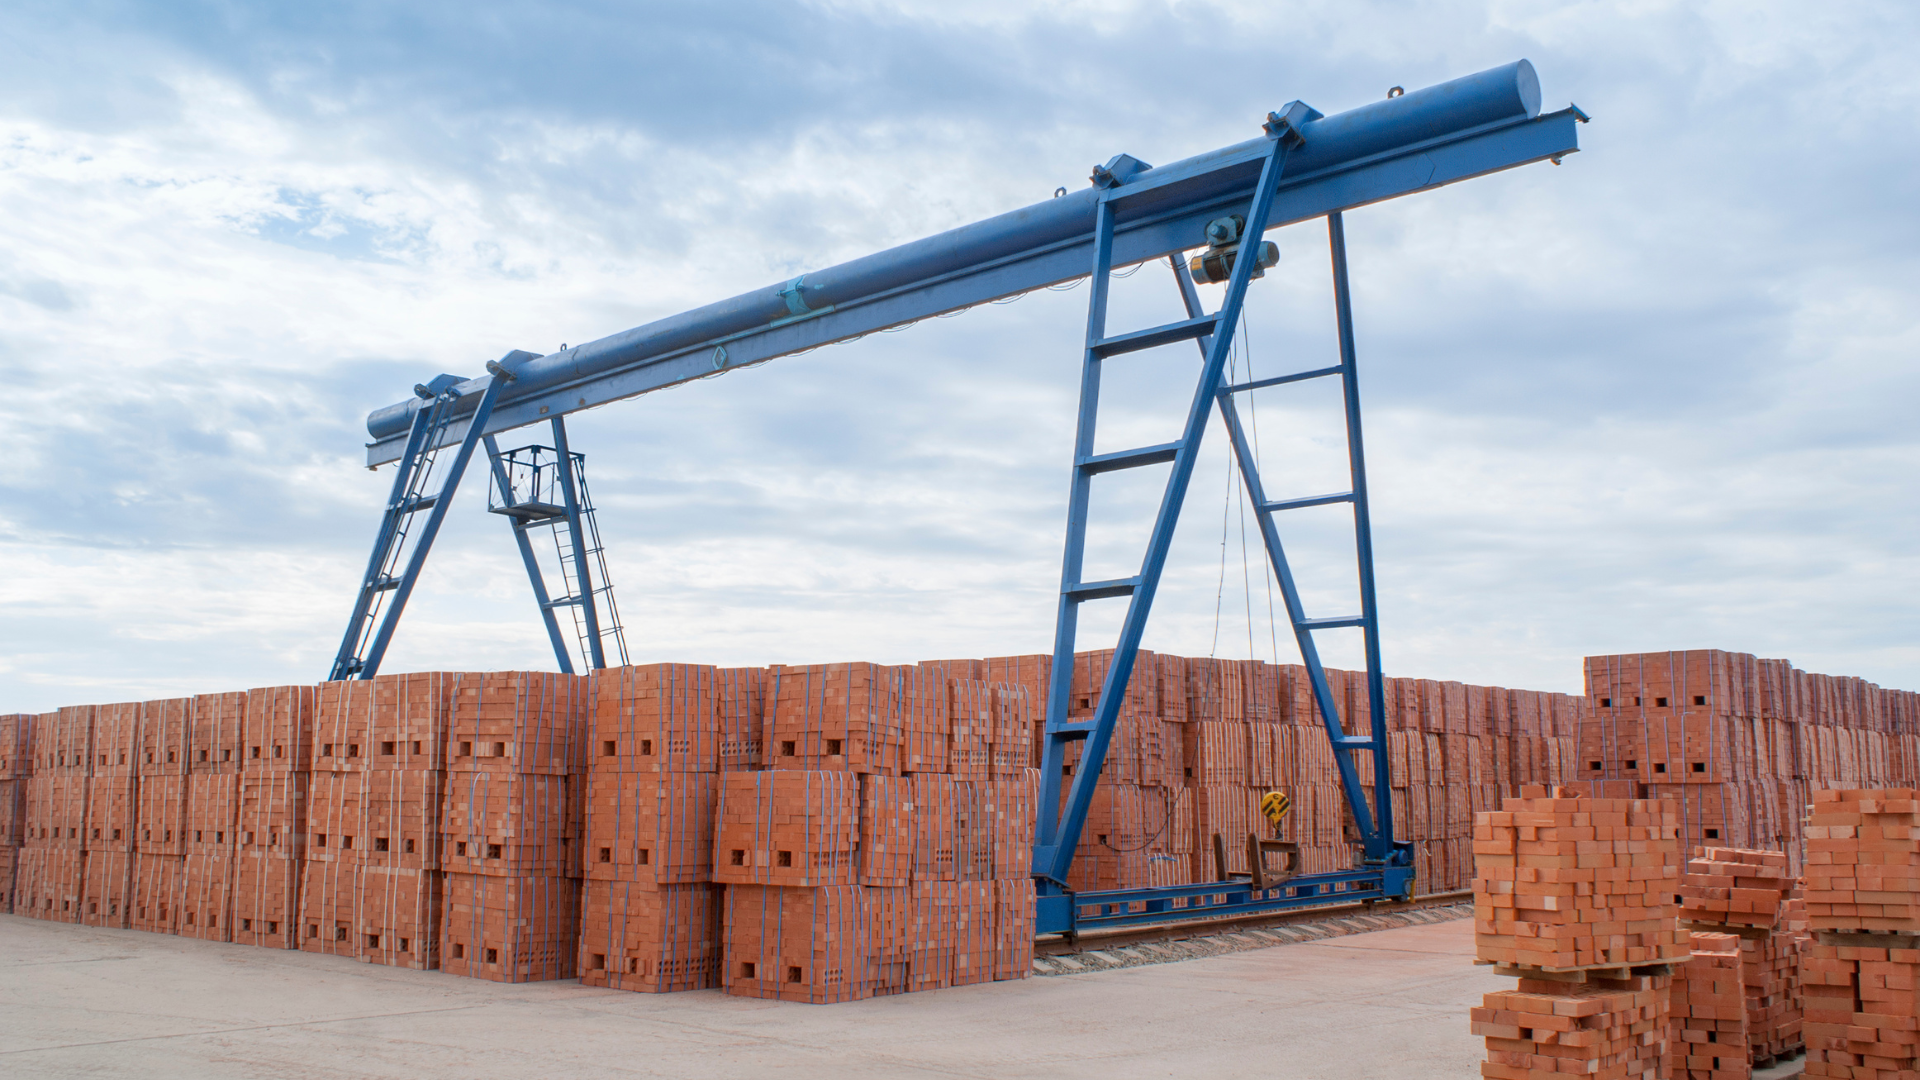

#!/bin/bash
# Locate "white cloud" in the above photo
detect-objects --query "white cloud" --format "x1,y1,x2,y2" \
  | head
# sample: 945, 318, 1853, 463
0, 1, 1916, 712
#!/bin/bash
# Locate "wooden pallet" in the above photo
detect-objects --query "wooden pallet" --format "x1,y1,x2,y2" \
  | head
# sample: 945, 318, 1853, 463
1476, 959, 1678, 983
1681, 919, 1773, 940
1812, 929, 1920, 949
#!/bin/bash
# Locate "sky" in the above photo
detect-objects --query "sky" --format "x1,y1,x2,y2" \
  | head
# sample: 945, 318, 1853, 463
1, 1, 1916, 712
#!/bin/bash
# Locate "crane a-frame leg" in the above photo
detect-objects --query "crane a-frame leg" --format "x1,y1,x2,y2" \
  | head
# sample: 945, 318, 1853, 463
1032, 108, 1412, 936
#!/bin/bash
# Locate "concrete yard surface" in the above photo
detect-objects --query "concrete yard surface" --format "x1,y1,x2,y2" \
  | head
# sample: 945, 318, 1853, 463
0, 914, 1798, 1079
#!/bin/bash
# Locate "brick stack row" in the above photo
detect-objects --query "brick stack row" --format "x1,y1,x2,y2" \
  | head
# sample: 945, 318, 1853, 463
1006, 650, 1585, 898
1581, 651, 1920, 876
298, 673, 450, 968
1471, 787, 1686, 1080
17, 706, 93, 923
0, 712, 31, 910
441, 671, 586, 982
1800, 787, 1920, 1080
1666, 847, 1800, 1078
234, 686, 310, 947
578, 663, 723, 992
708, 662, 1039, 1003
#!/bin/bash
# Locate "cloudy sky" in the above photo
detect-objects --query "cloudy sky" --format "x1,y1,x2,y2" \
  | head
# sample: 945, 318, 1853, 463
1, 1, 1915, 712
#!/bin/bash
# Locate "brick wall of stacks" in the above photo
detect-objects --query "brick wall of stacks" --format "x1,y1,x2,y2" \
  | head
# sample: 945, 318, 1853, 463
3, 646, 1917, 1009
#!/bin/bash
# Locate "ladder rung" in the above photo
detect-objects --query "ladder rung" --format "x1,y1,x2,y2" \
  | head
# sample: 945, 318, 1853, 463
1224, 364, 1343, 394
1090, 314, 1219, 358
1065, 576, 1141, 601
1260, 491, 1353, 513
1299, 615, 1366, 631
1078, 440, 1183, 475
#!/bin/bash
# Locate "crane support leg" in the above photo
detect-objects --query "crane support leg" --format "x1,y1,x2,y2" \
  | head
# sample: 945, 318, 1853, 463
1031, 121, 1419, 936
328, 365, 512, 681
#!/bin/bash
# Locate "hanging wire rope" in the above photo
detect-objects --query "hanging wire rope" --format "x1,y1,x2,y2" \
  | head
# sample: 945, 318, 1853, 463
1240, 311, 1283, 666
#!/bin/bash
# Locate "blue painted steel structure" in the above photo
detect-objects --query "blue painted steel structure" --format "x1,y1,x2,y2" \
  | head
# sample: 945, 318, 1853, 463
329, 363, 515, 681
342, 61, 1580, 932
482, 418, 631, 675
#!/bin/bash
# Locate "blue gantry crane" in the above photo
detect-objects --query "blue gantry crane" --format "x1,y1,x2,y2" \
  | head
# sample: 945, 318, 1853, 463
335, 60, 1583, 937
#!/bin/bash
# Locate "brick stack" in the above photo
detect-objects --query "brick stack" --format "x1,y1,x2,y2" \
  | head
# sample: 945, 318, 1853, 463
441, 671, 586, 983
579, 663, 723, 992
1670, 846, 1802, 1072
18, 706, 91, 923
299, 673, 450, 969
0, 713, 31, 911
1583, 652, 1920, 877
1472, 787, 1685, 1079
1474, 787, 1689, 971
1801, 787, 1920, 1080
234, 685, 310, 948
717, 667, 764, 773
1666, 932, 1750, 1079
77, 701, 142, 929
180, 691, 247, 942
1473, 977, 1674, 1080
715, 663, 1038, 1003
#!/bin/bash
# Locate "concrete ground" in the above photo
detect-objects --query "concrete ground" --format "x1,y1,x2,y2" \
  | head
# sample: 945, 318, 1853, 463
0, 913, 1803, 1079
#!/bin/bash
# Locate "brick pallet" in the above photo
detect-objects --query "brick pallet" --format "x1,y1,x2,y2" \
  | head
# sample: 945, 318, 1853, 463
1473, 789, 1685, 1080
581, 664, 722, 991
1800, 786, 1920, 1080
441, 670, 587, 983
1583, 652, 1920, 879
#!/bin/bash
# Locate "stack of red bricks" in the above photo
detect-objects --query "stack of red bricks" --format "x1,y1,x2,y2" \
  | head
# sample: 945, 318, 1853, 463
0, 712, 33, 910
81, 700, 141, 929
234, 685, 311, 947
1582, 651, 1920, 878
1667, 846, 1799, 1078
710, 661, 1038, 1003
1474, 787, 1689, 971
176, 692, 246, 942
17, 706, 91, 922
1474, 978, 1674, 1080
1667, 931, 1750, 1079
1033, 648, 1586, 897
579, 663, 725, 992
442, 671, 586, 983
300, 673, 451, 969
1801, 787, 1920, 1080
1471, 787, 1686, 1080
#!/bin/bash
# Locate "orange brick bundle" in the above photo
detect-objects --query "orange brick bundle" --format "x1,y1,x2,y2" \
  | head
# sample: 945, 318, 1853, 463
1737, 931, 1802, 1066
713, 769, 858, 887
1667, 932, 1751, 1079
900, 664, 949, 774
233, 685, 309, 948
721, 883, 869, 1003
1473, 978, 1672, 1080
717, 666, 765, 772
1668, 845, 1801, 1073
580, 664, 722, 993
440, 671, 584, 983
1803, 787, 1919, 934
298, 673, 450, 969
1474, 787, 1688, 971
1678, 847, 1790, 931
1802, 941, 1919, 1080
594, 663, 719, 772
0, 712, 29, 912
769, 663, 901, 774
1800, 786, 1920, 1080
578, 879, 719, 991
